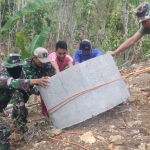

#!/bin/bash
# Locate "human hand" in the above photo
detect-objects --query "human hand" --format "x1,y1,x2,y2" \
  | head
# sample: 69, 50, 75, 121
37, 76, 50, 88
106, 51, 116, 56
30, 76, 50, 88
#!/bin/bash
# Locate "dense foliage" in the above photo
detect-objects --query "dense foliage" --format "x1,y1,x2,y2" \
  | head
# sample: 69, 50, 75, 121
0, 0, 150, 65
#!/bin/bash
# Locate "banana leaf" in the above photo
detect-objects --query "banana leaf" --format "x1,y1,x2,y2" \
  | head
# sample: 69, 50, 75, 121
28, 26, 50, 53
0, 0, 55, 34
16, 33, 31, 59
133, 0, 140, 6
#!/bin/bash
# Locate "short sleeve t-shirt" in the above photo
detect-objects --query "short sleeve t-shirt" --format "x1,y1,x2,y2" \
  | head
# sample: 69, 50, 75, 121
74, 49, 102, 63
48, 52, 73, 71
138, 26, 150, 35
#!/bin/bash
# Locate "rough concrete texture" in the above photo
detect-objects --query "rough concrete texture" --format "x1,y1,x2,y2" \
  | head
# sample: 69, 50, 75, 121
39, 54, 130, 129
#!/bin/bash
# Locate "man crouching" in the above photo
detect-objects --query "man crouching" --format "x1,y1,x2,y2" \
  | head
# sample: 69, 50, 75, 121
0, 53, 49, 150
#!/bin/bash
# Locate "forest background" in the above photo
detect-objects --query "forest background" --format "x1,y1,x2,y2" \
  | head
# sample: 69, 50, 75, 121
0, 0, 150, 67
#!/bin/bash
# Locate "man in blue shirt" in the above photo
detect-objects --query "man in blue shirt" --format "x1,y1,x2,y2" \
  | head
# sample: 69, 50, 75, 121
74, 39, 102, 64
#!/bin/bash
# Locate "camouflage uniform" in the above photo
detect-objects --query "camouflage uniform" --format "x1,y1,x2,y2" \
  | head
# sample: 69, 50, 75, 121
0, 77, 31, 150
23, 57, 54, 79
1, 55, 36, 129
22, 57, 54, 116
0, 54, 33, 150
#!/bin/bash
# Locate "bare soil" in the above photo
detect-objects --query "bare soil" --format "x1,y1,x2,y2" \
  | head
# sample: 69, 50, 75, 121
9, 61, 150, 150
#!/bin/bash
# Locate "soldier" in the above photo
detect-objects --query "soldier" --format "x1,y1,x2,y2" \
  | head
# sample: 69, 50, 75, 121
0, 54, 49, 150
22, 47, 55, 118
107, 2, 150, 56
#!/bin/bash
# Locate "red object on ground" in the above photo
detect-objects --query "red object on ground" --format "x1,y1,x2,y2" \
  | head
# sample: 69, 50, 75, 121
40, 95, 49, 116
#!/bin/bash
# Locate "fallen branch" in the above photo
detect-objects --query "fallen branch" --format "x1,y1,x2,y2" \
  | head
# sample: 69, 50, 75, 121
55, 131, 110, 146
41, 131, 89, 150
48, 136, 89, 150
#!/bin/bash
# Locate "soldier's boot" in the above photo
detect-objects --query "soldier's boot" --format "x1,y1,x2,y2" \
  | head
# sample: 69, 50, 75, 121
11, 108, 28, 134
11, 108, 19, 132
0, 143, 10, 150
17, 115, 28, 134
0, 119, 11, 150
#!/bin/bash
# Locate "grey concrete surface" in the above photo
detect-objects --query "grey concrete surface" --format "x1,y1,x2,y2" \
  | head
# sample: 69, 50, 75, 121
39, 54, 130, 129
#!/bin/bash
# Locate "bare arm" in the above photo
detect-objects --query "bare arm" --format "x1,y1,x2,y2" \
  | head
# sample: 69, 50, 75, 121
0, 77, 49, 90
30, 76, 49, 88
50, 61, 60, 74
68, 61, 73, 68
108, 31, 144, 56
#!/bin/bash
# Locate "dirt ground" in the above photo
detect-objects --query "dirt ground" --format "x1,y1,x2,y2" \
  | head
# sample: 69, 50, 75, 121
9, 61, 150, 150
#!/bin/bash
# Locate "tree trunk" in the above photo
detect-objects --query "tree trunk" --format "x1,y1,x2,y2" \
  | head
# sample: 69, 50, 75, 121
22, 0, 25, 24
0, 49, 3, 71
122, 0, 129, 62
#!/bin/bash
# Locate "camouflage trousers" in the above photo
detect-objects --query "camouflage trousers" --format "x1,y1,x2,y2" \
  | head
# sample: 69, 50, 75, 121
0, 89, 30, 150
11, 90, 29, 128
0, 118, 10, 150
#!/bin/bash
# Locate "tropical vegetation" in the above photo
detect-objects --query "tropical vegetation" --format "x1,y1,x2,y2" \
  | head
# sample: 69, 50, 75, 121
0, 0, 150, 66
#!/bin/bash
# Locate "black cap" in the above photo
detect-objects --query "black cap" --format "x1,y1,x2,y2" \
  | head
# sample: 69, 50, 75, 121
79, 41, 91, 51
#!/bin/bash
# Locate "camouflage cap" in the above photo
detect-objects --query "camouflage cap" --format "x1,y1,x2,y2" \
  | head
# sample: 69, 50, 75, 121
2, 54, 25, 68
135, 2, 150, 24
